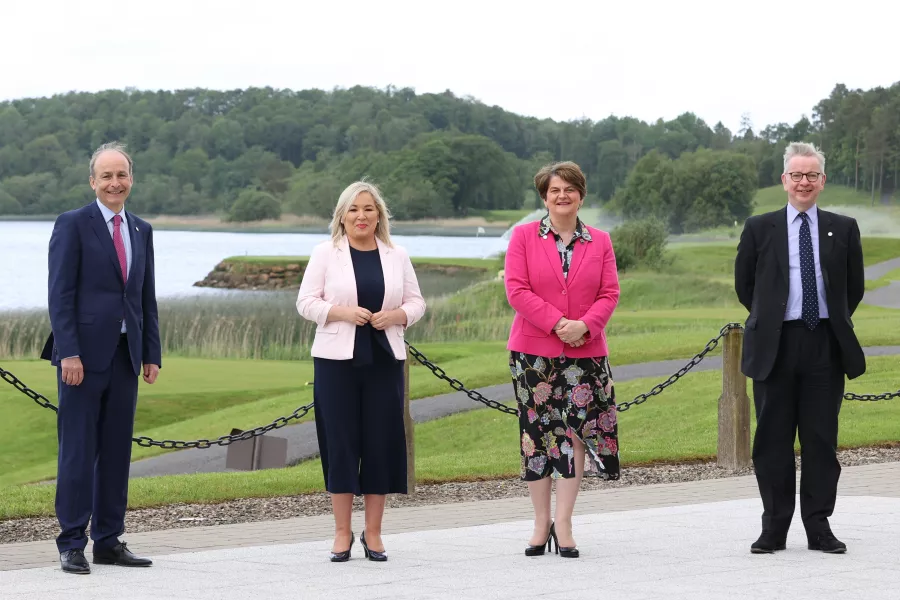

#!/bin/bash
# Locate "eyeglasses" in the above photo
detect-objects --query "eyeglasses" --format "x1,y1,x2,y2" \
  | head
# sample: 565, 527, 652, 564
787, 171, 822, 183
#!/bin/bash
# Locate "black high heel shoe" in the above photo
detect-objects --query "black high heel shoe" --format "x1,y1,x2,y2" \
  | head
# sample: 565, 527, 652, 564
550, 523, 579, 558
329, 532, 355, 562
524, 523, 554, 556
360, 531, 387, 562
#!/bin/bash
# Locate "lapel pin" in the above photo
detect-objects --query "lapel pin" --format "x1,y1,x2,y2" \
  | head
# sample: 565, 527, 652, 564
827, 231, 832, 236
136, 226, 140, 232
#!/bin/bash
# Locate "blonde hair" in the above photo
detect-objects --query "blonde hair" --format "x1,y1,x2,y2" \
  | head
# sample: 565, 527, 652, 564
330, 180, 394, 247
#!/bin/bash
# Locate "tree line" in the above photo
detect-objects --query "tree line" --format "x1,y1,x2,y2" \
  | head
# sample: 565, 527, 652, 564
0, 81, 897, 228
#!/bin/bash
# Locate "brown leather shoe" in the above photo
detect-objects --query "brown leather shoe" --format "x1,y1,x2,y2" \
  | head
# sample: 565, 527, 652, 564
93, 542, 153, 566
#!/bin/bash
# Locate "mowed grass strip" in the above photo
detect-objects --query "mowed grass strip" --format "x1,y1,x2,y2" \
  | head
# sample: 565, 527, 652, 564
4, 300, 900, 487
3, 355, 898, 520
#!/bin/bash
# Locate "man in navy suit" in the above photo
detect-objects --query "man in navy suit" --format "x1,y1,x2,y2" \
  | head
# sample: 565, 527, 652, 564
42, 142, 162, 574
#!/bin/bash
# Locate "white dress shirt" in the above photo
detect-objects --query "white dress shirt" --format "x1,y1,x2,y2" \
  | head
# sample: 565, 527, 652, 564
784, 203, 829, 321
96, 198, 133, 333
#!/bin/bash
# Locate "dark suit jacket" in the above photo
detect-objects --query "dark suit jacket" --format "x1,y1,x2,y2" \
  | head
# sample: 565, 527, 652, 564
734, 206, 865, 381
41, 202, 162, 376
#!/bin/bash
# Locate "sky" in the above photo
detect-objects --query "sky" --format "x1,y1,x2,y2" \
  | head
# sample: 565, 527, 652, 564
2, 0, 898, 134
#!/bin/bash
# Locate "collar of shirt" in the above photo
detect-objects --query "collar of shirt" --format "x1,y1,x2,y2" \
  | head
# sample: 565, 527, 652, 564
786, 202, 818, 226
538, 214, 593, 243
95, 198, 127, 227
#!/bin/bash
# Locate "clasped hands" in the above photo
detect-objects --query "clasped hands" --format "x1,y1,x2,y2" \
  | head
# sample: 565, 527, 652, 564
334, 306, 406, 330
554, 317, 589, 347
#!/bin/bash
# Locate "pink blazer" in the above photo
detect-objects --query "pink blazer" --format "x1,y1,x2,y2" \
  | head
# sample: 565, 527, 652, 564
505, 220, 619, 358
296, 237, 426, 360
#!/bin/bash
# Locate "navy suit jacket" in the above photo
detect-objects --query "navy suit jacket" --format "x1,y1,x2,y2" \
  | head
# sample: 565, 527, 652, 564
41, 202, 162, 376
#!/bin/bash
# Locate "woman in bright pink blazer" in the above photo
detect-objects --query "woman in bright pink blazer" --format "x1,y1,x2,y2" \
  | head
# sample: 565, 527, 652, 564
296, 181, 425, 563
505, 161, 620, 559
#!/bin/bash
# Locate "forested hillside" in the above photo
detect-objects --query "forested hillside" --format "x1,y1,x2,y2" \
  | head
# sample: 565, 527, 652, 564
0, 82, 897, 228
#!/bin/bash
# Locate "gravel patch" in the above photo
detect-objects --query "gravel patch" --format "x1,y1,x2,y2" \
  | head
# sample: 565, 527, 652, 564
3, 446, 898, 546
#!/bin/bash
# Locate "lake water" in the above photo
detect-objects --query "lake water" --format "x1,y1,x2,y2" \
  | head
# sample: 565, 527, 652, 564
0, 221, 509, 311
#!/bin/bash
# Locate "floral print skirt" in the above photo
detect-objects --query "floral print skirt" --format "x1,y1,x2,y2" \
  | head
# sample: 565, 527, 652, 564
510, 352, 620, 481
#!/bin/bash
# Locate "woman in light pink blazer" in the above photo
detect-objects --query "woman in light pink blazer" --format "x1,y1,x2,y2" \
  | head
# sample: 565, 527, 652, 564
296, 181, 425, 563
505, 161, 621, 559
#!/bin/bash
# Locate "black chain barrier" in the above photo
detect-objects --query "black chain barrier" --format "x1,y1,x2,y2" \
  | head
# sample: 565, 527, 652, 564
0, 364, 314, 448
407, 322, 744, 413
614, 322, 741, 412
405, 343, 519, 416
2, 323, 896, 450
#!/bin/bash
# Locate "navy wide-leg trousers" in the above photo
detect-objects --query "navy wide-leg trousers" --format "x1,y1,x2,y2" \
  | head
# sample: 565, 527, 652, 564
313, 353, 407, 496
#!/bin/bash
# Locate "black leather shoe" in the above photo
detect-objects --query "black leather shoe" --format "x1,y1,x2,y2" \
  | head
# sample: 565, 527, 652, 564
330, 532, 355, 562
750, 531, 787, 554
93, 542, 153, 566
808, 531, 847, 554
360, 531, 387, 562
60, 549, 90, 574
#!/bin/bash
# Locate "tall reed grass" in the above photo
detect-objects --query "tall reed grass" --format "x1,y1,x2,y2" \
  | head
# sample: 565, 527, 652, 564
0, 269, 740, 361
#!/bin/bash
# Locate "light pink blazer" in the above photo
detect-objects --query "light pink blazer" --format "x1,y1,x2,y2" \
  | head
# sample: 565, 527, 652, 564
296, 237, 426, 360
505, 220, 620, 358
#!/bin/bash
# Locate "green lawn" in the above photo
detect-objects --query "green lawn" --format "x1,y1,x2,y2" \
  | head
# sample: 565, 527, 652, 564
3, 355, 897, 520
3, 220, 900, 518
4, 303, 899, 489
752, 184, 885, 215
866, 268, 900, 292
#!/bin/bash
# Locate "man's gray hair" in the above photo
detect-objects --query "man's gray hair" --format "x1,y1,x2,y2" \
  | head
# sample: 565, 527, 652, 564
89, 141, 134, 178
783, 141, 825, 174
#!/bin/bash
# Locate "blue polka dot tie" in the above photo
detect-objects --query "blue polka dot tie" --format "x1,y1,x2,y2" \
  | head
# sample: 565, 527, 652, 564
799, 212, 819, 330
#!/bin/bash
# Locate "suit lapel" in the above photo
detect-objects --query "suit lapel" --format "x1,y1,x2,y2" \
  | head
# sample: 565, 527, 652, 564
817, 209, 834, 291
376, 239, 396, 310
772, 207, 789, 287
125, 211, 141, 289
336, 236, 358, 305
89, 204, 126, 287
565, 239, 588, 283
540, 233, 566, 288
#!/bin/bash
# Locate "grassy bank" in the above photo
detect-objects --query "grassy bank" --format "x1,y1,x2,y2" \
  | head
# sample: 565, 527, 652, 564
3, 354, 898, 519
4, 237, 900, 362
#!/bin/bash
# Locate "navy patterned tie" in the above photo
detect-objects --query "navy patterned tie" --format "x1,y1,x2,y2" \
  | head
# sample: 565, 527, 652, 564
799, 212, 819, 330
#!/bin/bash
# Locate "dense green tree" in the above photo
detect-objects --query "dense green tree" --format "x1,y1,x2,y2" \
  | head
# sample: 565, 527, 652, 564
228, 189, 281, 222
0, 82, 897, 221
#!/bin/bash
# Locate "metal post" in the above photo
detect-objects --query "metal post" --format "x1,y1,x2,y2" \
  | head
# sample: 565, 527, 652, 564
404, 347, 415, 492
717, 326, 751, 470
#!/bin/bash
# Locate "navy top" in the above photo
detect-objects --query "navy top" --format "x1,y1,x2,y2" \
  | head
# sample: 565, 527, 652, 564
349, 246, 394, 366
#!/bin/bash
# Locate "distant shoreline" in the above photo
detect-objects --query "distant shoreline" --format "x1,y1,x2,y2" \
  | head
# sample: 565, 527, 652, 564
0, 215, 510, 238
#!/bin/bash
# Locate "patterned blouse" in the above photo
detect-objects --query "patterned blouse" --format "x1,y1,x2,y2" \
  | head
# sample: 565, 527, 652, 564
537, 214, 593, 278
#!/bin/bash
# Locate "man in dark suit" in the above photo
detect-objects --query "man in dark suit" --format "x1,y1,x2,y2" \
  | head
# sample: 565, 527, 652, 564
735, 141, 865, 555
42, 142, 162, 574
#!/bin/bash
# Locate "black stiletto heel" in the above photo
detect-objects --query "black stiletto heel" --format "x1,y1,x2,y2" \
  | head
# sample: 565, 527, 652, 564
550, 523, 580, 558
360, 531, 387, 562
525, 522, 554, 556
329, 532, 355, 562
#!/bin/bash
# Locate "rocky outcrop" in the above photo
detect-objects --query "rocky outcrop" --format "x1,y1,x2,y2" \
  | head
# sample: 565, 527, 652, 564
194, 260, 307, 290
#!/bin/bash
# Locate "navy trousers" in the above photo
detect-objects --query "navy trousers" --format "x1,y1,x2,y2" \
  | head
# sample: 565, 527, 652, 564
313, 352, 407, 496
55, 335, 138, 553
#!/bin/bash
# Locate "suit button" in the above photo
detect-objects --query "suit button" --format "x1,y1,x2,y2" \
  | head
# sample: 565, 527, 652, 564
562, 290, 567, 295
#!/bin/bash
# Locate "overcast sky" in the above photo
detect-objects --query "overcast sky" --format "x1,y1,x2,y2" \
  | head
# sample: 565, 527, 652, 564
2, 0, 897, 134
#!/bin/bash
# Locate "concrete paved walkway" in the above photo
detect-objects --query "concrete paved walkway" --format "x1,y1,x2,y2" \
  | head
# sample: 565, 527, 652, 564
2, 461, 899, 599
864, 256, 900, 309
